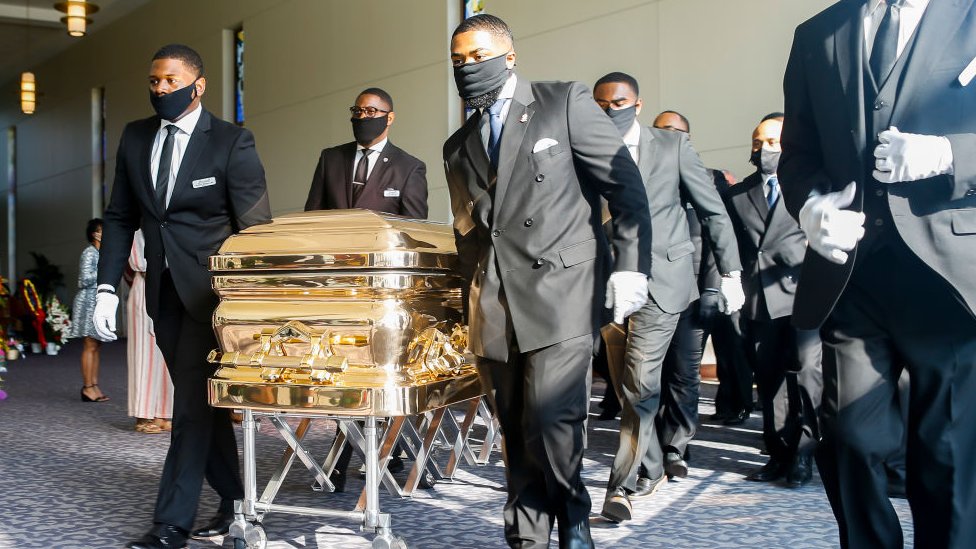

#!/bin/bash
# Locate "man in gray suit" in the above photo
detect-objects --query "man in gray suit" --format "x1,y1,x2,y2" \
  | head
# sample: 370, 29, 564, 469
725, 114, 822, 489
592, 73, 742, 523
781, 1, 976, 546
444, 16, 652, 549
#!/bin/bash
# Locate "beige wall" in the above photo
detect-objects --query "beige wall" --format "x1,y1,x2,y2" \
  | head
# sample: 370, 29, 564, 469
0, 0, 833, 290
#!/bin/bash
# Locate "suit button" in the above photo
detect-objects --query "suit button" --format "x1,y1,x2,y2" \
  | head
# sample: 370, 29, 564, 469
492, 229, 501, 237
535, 174, 545, 182
875, 189, 885, 197
534, 258, 546, 267
875, 218, 884, 226
468, 200, 474, 207
874, 101, 886, 111
160, 222, 167, 229
758, 250, 764, 255
524, 218, 534, 227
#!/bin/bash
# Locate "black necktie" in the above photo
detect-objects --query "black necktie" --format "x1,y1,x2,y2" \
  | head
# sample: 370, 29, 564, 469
155, 124, 179, 210
870, 0, 900, 83
352, 148, 374, 205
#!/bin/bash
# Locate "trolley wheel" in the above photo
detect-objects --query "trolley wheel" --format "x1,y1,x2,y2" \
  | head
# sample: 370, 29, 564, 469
418, 469, 437, 490
233, 522, 267, 549
372, 534, 407, 549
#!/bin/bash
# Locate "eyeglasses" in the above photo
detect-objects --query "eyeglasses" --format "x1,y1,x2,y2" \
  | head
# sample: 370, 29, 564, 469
349, 106, 390, 118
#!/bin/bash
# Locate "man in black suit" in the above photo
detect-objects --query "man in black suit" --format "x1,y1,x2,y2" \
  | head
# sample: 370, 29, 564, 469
304, 88, 427, 218
725, 114, 822, 489
92, 44, 271, 549
592, 75, 742, 523
781, 1, 976, 546
445, 16, 652, 548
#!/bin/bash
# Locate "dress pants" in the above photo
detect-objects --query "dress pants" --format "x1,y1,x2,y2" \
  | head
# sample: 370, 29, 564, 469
818, 238, 976, 549
742, 316, 822, 463
711, 311, 755, 417
607, 297, 681, 491
478, 333, 595, 548
151, 271, 244, 531
657, 294, 718, 457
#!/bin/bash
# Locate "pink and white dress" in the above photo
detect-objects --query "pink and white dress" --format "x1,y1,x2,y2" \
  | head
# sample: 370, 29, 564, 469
126, 230, 173, 420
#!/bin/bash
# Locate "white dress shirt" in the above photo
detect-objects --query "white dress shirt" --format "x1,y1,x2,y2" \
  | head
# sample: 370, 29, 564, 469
622, 121, 641, 163
149, 103, 203, 208
353, 137, 388, 182
864, 0, 930, 60
487, 73, 518, 129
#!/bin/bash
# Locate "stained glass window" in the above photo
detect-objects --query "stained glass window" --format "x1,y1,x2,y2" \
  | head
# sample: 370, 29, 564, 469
234, 28, 245, 126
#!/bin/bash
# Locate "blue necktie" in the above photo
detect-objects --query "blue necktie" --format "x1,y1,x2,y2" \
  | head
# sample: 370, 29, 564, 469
767, 175, 779, 208
487, 99, 506, 171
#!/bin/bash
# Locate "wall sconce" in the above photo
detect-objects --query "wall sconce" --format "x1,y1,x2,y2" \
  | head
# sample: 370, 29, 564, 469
21, 72, 36, 115
54, 0, 99, 37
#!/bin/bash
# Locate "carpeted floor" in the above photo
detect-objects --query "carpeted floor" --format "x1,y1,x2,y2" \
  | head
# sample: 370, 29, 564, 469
0, 341, 912, 548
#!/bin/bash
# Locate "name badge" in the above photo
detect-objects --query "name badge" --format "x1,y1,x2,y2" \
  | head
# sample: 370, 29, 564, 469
192, 177, 216, 189
383, 188, 401, 198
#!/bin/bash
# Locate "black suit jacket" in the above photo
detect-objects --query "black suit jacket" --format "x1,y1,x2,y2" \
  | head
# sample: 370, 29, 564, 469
781, 0, 976, 328
636, 127, 740, 313
98, 109, 272, 323
444, 78, 651, 355
304, 141, 428, 218
685, 168, 732, 292
726, 172, 808, 321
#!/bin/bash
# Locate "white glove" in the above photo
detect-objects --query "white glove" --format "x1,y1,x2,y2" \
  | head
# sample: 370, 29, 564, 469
605, 271, 649, 325
92, 291, 119, 342
719, 271, 745, 315
873, 127, 954, 183
799, 182, 865, 265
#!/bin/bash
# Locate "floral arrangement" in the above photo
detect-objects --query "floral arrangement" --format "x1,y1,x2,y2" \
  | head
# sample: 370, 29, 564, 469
44, 295, 71, 346
22, 280, 46, 347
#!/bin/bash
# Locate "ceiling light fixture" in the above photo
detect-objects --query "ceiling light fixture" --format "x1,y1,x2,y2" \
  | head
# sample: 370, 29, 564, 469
54, 0, 100, 37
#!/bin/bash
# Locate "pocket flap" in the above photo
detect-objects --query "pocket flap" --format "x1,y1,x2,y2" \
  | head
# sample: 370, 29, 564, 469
666, 240, 696, 261
558, 238, 598, 267
951, 210, 976, 235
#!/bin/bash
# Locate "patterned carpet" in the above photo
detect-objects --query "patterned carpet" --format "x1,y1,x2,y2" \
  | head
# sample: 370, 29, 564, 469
0, 341, 913, 548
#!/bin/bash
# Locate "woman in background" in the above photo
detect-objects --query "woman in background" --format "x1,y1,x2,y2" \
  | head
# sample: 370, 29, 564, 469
70, 218, 107, 402
126, 230, 173, 434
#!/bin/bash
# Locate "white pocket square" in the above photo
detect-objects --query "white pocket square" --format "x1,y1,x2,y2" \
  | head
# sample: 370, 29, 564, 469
191, 177, 216, 189
959, 55, 976, 87
532, 138, 559, 154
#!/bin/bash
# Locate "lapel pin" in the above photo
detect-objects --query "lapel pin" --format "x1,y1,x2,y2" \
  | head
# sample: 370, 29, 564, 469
520, 113, 528, 123
383, 157, 389, 162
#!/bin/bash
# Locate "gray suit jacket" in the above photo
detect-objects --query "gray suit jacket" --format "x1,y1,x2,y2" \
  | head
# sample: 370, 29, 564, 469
444, 77, 652, 357
636, 127, 740, 313
726, 172, 807, 321
781, 0, 976, 328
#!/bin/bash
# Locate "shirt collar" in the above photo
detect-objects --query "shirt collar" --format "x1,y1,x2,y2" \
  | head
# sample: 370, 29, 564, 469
869, 0, 927, 10
357, 137, 388, 153
498, 73, 517, 101
160, 103, 202, 135
622, 121, 641, 147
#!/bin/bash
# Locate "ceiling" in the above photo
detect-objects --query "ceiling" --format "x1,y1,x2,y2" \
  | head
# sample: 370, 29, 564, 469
0, 0, 149, 87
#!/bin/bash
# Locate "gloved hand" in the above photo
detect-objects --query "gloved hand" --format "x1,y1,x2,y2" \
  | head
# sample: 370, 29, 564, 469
719, 271, 745, 315
605, 271, 649, 325
92, 291, 119, 342
799, 181, 865, 265
873, 126, 954, 183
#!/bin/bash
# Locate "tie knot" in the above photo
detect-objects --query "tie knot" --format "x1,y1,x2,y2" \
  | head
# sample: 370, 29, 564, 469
884, 0, 900, 7
361, 148, 374, 157
164, 124, 179, 136
767, 175, 778, 187
488, 99, 506, 117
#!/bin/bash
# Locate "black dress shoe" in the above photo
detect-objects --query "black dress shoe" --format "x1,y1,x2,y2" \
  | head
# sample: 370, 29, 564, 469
191, 511, 234, 539
745, 458, 788, 482
600, 486, 633, 522
630, 474, 666, 499
785, 455, 813, 488
723, 410, 751, 426
559, 521, 595, 549
664, 451, 689, 479
330, 468, 347, 493
708, 411, 732, 422
127, 524, 188, 549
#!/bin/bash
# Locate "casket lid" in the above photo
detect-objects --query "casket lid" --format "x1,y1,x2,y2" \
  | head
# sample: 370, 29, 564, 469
210, 209, 458, 272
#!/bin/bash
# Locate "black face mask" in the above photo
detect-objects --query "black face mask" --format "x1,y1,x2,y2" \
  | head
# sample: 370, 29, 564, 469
149, 79, 199, 121
605, 105, 637, 136
454, 53, 511, 109
351, 114, 389, 145
750, 147, 781, 175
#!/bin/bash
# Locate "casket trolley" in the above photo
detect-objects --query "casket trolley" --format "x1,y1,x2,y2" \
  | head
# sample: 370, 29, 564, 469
206, 210, 486, 548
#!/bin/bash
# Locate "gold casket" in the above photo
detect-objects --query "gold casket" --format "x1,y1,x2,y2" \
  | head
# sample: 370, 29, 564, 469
207, 210, 482, 416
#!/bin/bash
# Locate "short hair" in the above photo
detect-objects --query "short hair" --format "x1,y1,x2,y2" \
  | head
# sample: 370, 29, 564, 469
761, 111, 785, 122
358, 87, 394, 111
594, 72, 640, 97
85, 218, 103, 244
658, 110, 690, 133
453, 14, 514, 47
152, 44, 205, 78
